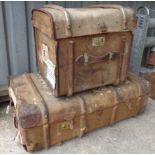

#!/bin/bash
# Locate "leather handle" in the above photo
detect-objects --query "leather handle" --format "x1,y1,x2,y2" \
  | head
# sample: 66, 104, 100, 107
89, 4, 127, 30
67, 41, 74, 96
75, 52, 119, 65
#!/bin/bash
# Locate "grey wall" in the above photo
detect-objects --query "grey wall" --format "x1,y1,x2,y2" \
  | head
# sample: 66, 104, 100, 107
0, 1, 155, 86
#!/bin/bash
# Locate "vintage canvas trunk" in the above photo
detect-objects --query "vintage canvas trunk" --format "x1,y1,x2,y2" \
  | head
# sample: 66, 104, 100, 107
9, 72, 149, 152
32, 4, 136, 96
140, 70, 155, 99
145, 72, 155, 99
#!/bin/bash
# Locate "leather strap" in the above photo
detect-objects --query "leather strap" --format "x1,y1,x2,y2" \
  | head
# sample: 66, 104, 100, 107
79, 95, 87, 137
67, 41, 74, 96
134, 81, 144, 115
110, 87, 119, 125
135, 97, 142, 115
120, 35, 128, 81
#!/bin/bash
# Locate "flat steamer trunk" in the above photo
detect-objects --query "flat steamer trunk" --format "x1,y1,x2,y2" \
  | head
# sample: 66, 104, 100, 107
9, 72, 149, 152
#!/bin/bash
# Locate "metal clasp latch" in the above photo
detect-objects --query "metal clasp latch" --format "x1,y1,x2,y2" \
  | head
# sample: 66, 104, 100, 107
109, 52, 113, 60
84, 53, 89, 65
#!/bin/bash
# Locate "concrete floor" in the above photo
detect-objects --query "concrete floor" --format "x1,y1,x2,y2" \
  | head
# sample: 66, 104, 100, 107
0, 99, 155, 154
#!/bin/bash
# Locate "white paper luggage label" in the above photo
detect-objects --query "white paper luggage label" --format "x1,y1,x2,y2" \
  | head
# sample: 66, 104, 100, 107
41, 43, 49, 63
46, 60, 56, 89
8, 87, 17, 108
